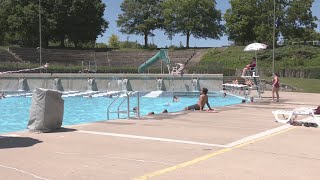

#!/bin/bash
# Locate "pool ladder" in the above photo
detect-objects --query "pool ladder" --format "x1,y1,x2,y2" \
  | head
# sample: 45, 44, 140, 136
107, 92, 140, 120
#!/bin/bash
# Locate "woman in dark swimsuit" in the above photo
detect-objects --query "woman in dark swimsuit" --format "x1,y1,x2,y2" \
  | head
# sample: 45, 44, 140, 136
272, 73, 280, 102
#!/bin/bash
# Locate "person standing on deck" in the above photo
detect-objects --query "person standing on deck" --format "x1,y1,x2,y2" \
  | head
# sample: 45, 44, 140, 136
272, 73, 280, 102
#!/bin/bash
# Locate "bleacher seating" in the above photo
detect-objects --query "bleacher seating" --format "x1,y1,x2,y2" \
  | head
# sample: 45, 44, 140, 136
8, 47, 196, 68
95, 49, 195, 67
9, 47, 94, 65
8, 47, 39, 63
0, 49, 20, 62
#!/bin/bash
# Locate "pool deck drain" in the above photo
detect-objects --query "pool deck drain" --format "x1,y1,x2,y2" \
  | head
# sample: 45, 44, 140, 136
1, 91, 320, 180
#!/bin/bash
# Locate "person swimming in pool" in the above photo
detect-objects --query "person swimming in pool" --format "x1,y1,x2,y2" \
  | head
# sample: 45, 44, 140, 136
184, 87, 213, 111
173, 95, 179, 102
133, 106, 139, 113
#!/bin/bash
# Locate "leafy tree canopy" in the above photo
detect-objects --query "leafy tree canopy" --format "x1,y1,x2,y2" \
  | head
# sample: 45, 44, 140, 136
162, 0, 223, 48
282, 0, 318, 42
224, 0, 318, 46
117, 0, 163, 47
108, 34, 120, 48
0, 0, 108, 47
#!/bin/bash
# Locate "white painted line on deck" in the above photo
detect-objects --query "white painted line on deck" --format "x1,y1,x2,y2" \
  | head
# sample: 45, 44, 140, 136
225, 124, 292, 148
78, 124, 292, 149
54, 152, 174, 165
100, 156, 175, 165
0, 164, 49, 180
55, 152, 81, 155
77, 130, 227, 148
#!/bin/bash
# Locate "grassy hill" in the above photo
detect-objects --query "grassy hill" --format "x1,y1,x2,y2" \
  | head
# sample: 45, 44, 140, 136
280, 77, 320, 93
199, 45, 320, 93
200, 45, 320, 77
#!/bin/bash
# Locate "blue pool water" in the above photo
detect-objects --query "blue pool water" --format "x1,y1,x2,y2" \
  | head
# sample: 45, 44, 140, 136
0, 92, 241, 134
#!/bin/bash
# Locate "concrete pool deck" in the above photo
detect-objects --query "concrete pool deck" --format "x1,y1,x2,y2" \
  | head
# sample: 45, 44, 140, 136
1, 91, 320, 180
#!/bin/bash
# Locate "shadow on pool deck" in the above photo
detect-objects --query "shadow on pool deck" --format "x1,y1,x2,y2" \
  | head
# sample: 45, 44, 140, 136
0, 137, 42, 149
27, 127, 77, 133
0, 127, 76, 149
52, 127, 77, 133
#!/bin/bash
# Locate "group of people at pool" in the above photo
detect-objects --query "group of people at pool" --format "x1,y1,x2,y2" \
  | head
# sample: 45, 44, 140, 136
177, 57, 280, 109
93, 55, 280, 115
93, 55, 280, 117
145, 87, 214, 116
241, 57, 280, 102
130, 87, 213, 116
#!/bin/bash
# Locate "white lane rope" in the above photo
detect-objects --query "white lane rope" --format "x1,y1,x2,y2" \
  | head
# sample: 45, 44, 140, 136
0, 63, 49, 74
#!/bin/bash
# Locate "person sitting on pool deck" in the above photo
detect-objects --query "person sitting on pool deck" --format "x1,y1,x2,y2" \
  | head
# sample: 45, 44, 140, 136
184, 87, 213, 111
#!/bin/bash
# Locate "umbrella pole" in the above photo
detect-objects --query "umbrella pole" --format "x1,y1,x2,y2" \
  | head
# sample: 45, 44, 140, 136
255, 51, 258, 75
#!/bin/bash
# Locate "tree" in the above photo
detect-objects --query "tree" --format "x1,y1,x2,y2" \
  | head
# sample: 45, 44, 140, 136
51, 0, 73, 47
225, 0, 282, 46
162, 0, 223, 48
67, 0, 109, 47
0, 0, 108, 47
0, 0, 8, 44
3, 0, 41, 46
281, 0, 317, 42
117, 0, 163, 47
108, 34, 120, 48
224, 0, 318, 46
224, 0, 263, 45
0, 0, 58, 47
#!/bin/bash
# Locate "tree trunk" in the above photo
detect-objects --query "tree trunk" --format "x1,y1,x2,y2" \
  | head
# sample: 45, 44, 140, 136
74, 40, 78, 48
144, 32, 148, 48
44, 37, 49, 48
45, 40, 49, 48
186, 31, 190, 48
40, 36, 48, 48
60, 34, 65, 47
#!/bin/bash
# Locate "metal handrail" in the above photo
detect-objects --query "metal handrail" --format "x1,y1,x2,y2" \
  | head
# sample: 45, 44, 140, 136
107, 91, 140, 120
107, 94, 121, 120
117, 92, 131, 119
137, 92, 140, 118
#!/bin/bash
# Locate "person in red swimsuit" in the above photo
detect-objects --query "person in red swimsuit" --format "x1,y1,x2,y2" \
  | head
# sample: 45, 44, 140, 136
241, 57, 256, 76
272, 73, 280, 102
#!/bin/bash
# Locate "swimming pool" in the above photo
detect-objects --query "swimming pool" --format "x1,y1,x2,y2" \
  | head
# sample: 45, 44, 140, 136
0, 91, 241, 134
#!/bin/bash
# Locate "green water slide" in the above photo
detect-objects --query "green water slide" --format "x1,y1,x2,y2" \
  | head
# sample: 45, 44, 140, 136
138, 49, 170, 73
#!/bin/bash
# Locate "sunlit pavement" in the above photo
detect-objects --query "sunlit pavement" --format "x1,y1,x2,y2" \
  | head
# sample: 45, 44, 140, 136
1, 91, 319, 180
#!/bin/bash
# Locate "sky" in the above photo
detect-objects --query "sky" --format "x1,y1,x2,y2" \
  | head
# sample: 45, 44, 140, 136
97, 0, 320, 48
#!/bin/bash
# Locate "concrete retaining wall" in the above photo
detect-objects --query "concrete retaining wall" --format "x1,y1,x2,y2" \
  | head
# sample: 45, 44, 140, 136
0, 73, 223, 92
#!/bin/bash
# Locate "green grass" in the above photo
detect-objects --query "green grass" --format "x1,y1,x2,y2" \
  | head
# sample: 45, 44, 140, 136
0, 46, 8, 50
200, 45, 320, 76
200, 45, 320, 93
279, 77, 320, 93
0, 45, 20, 49
263, 76, 320, 93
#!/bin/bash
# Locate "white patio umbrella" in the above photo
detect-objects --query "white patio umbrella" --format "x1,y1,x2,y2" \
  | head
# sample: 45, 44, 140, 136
243, 43, 267, 75
244, 43, 267, 51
